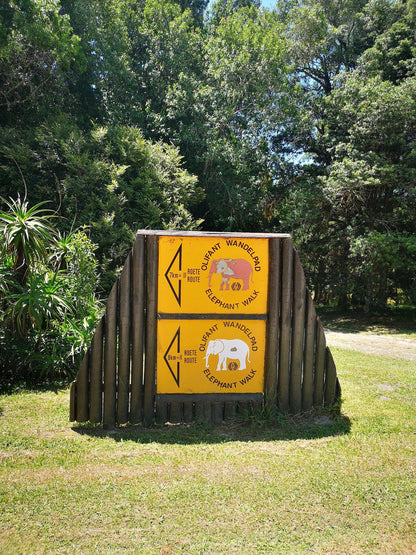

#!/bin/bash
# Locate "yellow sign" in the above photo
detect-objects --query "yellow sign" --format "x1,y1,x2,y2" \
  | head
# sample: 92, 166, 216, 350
158, 236, 269, 314
157, 319, 266, 394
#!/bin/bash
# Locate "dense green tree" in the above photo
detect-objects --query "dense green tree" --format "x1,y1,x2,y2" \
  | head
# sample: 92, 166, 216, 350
0, 0, 85, 125
276, 0, 416, 308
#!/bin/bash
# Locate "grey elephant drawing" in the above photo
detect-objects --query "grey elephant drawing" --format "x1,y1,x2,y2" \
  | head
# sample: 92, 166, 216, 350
204, 339, 250, 371
208, 258, 253, 291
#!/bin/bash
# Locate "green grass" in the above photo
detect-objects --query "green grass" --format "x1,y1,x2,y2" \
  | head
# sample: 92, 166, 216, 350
1, 344, 415, 553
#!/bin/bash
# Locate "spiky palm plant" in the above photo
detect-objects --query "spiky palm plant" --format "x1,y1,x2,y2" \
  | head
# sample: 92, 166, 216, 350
0, 197, 55, 284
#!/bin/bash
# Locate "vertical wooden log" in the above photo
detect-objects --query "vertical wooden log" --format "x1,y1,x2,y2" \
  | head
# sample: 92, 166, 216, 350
290, 253, 306, 413
302, 294, 316, 411
183, 401, 194, 422
130, 234, 145, 424
69, 381, 76, 422
143, 235, 158, 426
314, 318, 326, 406
169, 402, 182, 423
155, 399, 168, 424
278, 238, 293, 412
89, 317, 104, 423
194, 400, 205, 422
264, 237, 280, 410
212, 402, 224, 425
324, 348, 337, 405
117, 254, 131, 425
76, 350, 89, 422
104, 284, 118, 428
224, 401, 235, 420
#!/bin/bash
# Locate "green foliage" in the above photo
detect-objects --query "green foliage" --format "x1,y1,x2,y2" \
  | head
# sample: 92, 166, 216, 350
0, 197, 55, 283
0, 0, 415, 318
0, 200, 102, 385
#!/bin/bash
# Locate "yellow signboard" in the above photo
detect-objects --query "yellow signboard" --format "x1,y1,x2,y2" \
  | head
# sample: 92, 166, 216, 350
158, 236, 269, 315
157, 319, 266, 394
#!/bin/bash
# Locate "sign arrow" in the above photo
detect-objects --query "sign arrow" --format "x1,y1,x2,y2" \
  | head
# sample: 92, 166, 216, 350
164, 244, 182, 306
163, 327, 181, 387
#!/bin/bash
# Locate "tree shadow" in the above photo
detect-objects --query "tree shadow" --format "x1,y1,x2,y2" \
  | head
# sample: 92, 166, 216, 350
72, 412, 351, 445
317, 306, 416, 335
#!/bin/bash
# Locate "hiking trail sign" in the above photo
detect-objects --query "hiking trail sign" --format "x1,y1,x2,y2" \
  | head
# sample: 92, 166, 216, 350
70, 231, 340, 427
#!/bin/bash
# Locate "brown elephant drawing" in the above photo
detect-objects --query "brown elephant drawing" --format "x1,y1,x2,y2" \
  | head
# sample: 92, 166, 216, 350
208, 258, 253, 291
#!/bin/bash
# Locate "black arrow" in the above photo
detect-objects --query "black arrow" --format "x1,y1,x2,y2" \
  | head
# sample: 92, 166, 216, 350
163, 327, 181, 387
164, 244, 182, 306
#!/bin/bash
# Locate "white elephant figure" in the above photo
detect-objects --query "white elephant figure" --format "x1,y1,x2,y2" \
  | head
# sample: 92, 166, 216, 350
204, 339, 250, 371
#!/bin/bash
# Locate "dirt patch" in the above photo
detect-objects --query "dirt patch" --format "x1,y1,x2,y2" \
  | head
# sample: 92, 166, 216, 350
324, 330, 416, 361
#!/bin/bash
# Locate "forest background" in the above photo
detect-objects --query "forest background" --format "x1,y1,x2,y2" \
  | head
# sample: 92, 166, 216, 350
0, 0, 415, 383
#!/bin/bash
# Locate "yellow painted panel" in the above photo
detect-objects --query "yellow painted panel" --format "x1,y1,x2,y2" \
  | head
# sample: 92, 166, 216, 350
158, 236, 269, 315
157, 319, 266, 394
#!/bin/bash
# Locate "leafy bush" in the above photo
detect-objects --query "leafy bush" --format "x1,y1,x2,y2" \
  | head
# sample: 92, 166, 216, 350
0, 198, 102, 387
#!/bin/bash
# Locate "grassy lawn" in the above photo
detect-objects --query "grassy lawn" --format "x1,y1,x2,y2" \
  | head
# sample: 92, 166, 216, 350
1, 333, 415, 553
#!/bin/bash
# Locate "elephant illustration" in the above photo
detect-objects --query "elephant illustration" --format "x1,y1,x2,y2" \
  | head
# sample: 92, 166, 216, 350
204, 339, 250, 371
208, 258, 253, 291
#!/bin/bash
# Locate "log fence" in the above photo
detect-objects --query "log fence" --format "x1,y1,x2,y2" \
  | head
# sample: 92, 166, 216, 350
70, 231, 340, 427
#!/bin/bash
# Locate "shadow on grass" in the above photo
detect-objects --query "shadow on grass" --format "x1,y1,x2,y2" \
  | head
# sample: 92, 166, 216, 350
317, 306, 416, 335
72, 411, 351, 445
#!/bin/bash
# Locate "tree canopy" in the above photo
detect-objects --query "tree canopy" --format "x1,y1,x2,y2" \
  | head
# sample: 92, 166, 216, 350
1, 0, 415, 313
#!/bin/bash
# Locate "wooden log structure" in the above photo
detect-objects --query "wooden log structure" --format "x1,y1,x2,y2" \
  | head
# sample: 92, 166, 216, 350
70, 231, 341, 426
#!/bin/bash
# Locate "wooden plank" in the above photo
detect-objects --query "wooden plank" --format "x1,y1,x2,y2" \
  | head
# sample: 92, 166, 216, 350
212, 402, 224, 425
136, 230, 291, 239
314, 318, 326, 406
155, 399, 168, 424
302, 294, 316, 411
278, 237, 293, 412
103, 284, 118, 428
324, 348, 337, 405
89, 316, 104, 423
76, 350, 89, 422
183, 401, 194, 422
195, 401, 212, 424
157, 313, 268, 320
290, 252, 306, 413
155, 393, 264, 403
169, 402, 182, 423
69, 381, 76, 422
130, 234, 145, 424
117, 254, 131, 425
194, 400, 205, 422
224, 401, 236, 420
143, 235, 158, 426
264, 237, 280, 410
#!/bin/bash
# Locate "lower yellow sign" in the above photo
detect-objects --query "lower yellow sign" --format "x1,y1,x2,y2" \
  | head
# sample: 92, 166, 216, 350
157, 319, 266, 394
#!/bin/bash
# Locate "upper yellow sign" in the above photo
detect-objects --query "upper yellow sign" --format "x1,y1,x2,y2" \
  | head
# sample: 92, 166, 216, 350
158, 236, 269, 314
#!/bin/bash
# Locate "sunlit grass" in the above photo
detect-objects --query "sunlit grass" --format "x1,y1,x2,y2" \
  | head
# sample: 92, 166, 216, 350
0, 345, 415, 554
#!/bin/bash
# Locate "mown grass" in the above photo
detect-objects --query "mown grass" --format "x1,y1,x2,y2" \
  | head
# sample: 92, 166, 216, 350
0, 342, 415, 554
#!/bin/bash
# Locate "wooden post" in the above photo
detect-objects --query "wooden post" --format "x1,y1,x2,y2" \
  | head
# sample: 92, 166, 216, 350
130, 234, 145, 424
103, 284, 117, 428
69, 381, 77, 422
169, 402, 182, 423
278, 238, 293, 412
143, 235, 158, 426
117, 254, 131, 425
314, 318, 326, 406
324, 348, 337, 405
89, 316, 104, 423
264, 237, 280, 410
290, 253, 306, 413
183, 401, 194, 422
76, 350, 89, 422
302, 294, 316, 411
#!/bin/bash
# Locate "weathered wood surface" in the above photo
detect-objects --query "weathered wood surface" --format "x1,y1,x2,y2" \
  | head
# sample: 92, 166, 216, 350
69, 232, 340, 426
130, 234, 145, 424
